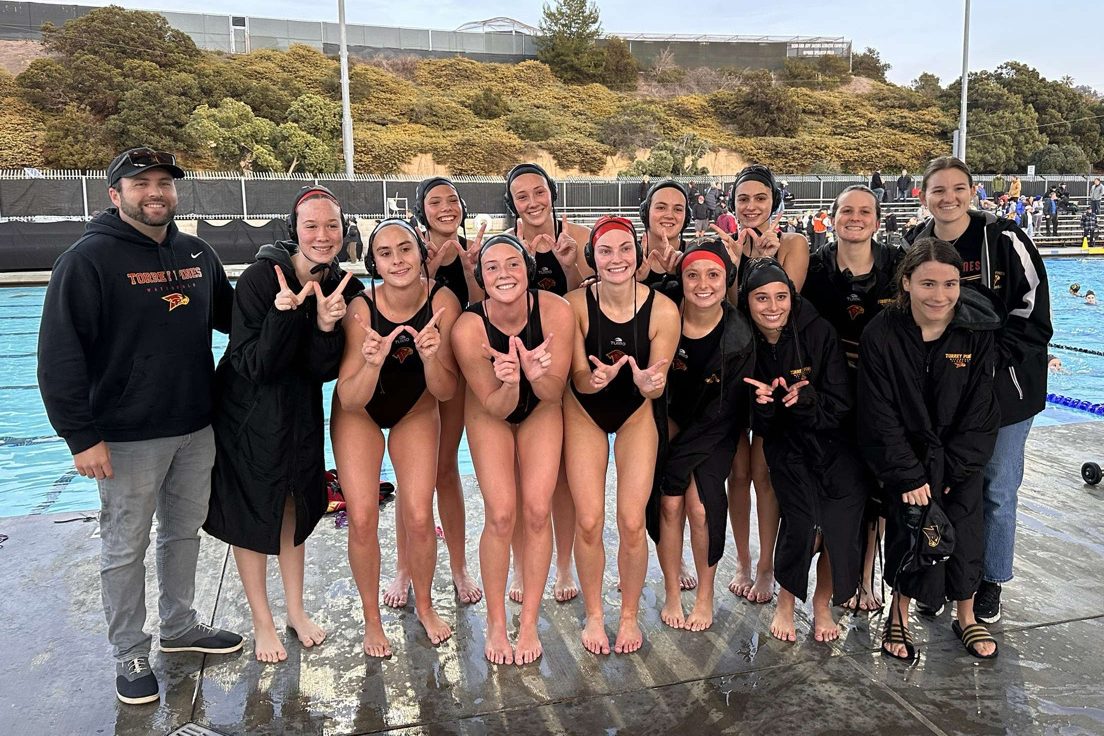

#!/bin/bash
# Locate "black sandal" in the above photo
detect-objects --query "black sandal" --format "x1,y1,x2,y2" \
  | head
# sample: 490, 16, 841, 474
881, 620, 916, 662
952, 620, 998, 659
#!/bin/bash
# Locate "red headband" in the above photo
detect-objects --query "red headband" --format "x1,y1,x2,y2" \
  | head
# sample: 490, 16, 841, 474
681, 249, 726, 271
590, 216, 636, 245
295, 187, 340, 211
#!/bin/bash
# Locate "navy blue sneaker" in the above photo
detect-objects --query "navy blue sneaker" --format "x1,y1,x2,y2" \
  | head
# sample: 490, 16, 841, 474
116, 656, 159, 705
160, 622, 243, 655
974, 581, 1002, 624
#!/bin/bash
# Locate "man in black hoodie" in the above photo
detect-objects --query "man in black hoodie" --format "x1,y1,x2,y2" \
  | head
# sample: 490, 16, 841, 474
38, 148, 242, 705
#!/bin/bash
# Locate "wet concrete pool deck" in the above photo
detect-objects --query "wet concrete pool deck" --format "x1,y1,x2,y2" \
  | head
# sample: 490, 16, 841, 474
1, 421, 1102, 735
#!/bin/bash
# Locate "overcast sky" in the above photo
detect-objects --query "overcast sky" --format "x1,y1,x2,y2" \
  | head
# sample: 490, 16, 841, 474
38, 0, 1104, 93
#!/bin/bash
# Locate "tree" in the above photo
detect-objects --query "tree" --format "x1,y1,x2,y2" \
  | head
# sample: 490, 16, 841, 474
911, 72, 943, 99
105, 71, 202, 151
536, 0, 605, 84
621, 133, 713, 176
40, 6, 199, 73
1028, 144, 1090, 174
287, 93, 342, 140
712, 77, 801, 137
185, 98, 281, 172
41, 105, 116, 169
597, 103, 663, 155
600, 36, 638, 91
852, 47, 890, 82
944, 75, 1047, 172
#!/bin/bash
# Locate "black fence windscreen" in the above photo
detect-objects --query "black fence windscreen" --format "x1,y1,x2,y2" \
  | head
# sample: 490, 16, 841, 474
0, 180, 85, 218
196, 219, 289, 265
0, 220, 89, 271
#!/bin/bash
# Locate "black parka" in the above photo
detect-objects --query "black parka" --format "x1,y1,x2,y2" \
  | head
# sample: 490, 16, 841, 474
857, 288, 1002, 606
647, 301, 755, 566
205, 243, 361, 554
749, 297, 868, 603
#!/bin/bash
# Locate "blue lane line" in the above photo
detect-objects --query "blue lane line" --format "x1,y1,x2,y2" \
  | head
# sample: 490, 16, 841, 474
0, 435, 62, 448
0, 386, 40, 390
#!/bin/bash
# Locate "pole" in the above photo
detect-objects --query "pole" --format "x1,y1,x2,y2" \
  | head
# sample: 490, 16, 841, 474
338, 0, 355, 177
957, 0, 971, 162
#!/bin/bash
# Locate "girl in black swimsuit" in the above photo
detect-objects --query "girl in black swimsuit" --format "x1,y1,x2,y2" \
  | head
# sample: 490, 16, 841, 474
504, 162, 589, 605
450, 234, 576, 666
332, 219, 462, 656
378, 178, 483, 610
564, 216, 680, 656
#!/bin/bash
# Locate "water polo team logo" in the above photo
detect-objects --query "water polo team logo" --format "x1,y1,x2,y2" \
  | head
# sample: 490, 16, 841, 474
945, 352, 972, 369
847, 304, 865, 320
162, 293, 190, 311
393, 346, 415, 363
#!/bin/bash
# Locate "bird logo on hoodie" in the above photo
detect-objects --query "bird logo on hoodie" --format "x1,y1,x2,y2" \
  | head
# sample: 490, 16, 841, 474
162, 293, 190, 311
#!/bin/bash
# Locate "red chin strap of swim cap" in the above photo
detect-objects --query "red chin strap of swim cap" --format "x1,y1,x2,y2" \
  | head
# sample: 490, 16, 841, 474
590, 215, 636, 245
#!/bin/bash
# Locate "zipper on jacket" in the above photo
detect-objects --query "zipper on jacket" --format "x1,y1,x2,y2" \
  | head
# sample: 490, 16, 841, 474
1008, 365, 1024, 400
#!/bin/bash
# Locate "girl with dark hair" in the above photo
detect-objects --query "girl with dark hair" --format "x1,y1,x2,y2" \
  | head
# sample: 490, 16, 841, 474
858, 238, 1001, 661
381, 178, 484, 610
450, 234, 576, 665
713, 165, 810, 605
565, 216, 680, 655
651, 239, 755, 631
333, 219, 462, 656
206, 188, 361, 663
739, 258, 866, 643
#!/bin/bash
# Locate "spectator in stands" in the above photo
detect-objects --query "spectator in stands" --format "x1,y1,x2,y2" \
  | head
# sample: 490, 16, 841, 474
1008, 176, 1021, 200
1021, 198, 1035, 238
715, 202, 737, 235
991, 174, 1005, 198
896, 170, 913, 201
1090, 178, 1103, 215
1081, 209, 1098, 248
869, 171, 885, 203
975, 182, 987, 203
1045, 192, 1060, 237
692, 193, 710, 237
344, 221, 362, 263
812, 209, 830, 249
704, 181, 722, 221
917, 203, 931, 221
804, 211, 816, 242
1032, 198, 1044, 235
780, 181, 795, 204
884, 210, 899, 246
639, 175, 651, 205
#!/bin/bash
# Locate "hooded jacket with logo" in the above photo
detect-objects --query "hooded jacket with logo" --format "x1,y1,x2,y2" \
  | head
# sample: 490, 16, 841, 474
905, 210, 1051, 426
38, 208, 233, 454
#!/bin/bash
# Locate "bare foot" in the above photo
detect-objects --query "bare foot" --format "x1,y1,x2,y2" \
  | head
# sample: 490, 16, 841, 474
253, 621, 287, 663
841, 593, 860, 612
286, 612, 326, 647
679, 562, 698, 591
728, 565, 754, 598
859, 586, 884, 612
660, 595, 685, 629
770, 597, 797, 642
581, 614, 610, 655
484, 622, 514, 665
813, 602, 840, 642
553, 569, 579, 602
685, 598, 714, 632
747, 575, 774, 604
508, 575, 524, 604
613, 616, 644, 654
452, 567, 483, 605
362, 620, 392, 658
416, 607, 453, 645
515, 623, 543, 665
383, 575, 410, 609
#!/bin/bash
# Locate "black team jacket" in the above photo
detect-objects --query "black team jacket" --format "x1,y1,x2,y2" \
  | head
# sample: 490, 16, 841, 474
749, 297, 867, 603
204, 243, 361, 554
905, 211, 1051, 426
38, 208, 233, 453
646, 301, 755, 566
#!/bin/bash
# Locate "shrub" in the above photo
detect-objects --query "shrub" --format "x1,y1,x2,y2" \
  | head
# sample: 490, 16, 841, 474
353, 125, 420, 174
543, 136, 611, 174
505, 109, 557, 142
438, 128, 529, 176
468, 88, 509, 119
405, 95, 477, 131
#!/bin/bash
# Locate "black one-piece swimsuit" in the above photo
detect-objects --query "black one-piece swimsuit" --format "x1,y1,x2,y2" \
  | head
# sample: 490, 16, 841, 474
467, 290, 545, 425
362, 286, 440, 429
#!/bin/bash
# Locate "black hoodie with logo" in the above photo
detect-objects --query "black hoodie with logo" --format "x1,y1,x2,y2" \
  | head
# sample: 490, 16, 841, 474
38, 208, 233, 454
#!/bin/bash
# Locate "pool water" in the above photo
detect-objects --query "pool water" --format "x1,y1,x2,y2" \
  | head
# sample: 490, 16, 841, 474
3, 258, 1102, 518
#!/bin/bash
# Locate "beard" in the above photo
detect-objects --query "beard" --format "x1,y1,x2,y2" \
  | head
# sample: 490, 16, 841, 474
118, 196, 176, 227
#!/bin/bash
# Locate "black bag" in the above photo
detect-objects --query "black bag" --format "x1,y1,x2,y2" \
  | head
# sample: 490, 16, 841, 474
898, 500, 956, 574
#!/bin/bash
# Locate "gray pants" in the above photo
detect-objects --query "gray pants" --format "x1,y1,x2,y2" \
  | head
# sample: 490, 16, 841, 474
97, 426, 214, 661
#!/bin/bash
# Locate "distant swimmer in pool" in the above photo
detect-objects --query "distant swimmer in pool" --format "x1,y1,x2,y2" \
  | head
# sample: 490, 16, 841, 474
1047, 354, 1063, 372
1086, 290, 1097, 306
333, 219, 463, 655
1069, 283, 1081, 297
450, 234, 576, 665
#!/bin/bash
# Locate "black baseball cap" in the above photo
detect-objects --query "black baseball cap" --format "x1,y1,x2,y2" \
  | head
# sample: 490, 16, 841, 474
107, 147, 185, 187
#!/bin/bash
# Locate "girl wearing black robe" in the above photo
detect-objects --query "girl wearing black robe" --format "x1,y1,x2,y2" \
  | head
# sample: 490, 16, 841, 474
739, 258, 867, 644
205, 187, 360, 662
858, 238, 1001, 661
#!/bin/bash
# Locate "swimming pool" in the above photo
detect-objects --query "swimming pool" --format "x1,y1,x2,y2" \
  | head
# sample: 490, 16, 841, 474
3, 258, 1102, 518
